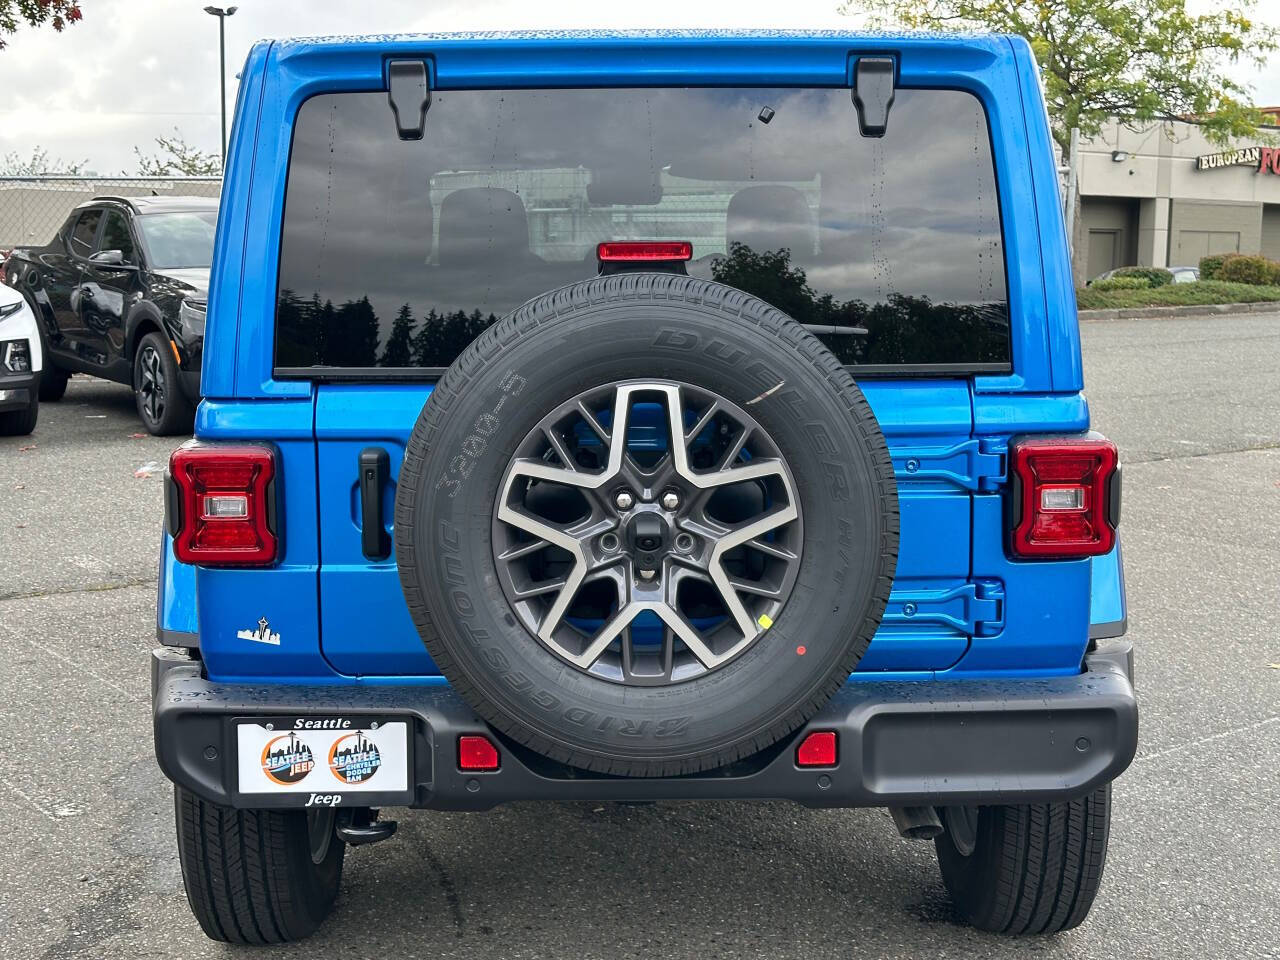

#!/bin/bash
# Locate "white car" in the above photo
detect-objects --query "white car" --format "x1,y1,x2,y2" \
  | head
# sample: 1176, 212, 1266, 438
0, 282, 41, 435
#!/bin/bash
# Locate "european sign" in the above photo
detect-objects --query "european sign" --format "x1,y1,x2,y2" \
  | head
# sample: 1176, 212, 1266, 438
1195, 146, 1280, 174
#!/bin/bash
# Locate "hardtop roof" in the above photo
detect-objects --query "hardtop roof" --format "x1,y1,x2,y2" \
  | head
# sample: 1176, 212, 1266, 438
81, 195, 219, 215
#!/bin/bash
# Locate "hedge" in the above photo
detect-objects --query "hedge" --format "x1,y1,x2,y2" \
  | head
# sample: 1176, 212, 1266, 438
1076, 279, 1280, 310
1108, 266, 1173, 287
1214, 254, 1280, 286
1199, 252, 1280, 285
1199, 254, 1230, 280
1090, 276, 1154, 291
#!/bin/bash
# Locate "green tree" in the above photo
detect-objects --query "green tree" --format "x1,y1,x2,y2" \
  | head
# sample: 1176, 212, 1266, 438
134, 128, 221, 176
380, 304, 416, 367
0, 0, 82, 49
842, 0, 1279, 159
0, 146, 87, 175
324, 296, 380, 367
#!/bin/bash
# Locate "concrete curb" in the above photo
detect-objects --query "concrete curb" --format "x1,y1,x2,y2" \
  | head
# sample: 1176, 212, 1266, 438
1078, 300, 1280, 322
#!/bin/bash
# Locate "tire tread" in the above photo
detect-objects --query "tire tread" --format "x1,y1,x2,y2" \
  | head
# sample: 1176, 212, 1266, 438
174, 786, 340, 944
936, 785, 1112, 935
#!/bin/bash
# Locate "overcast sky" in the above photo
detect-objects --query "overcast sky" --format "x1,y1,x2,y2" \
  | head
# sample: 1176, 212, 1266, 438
1, 0, 1277, 175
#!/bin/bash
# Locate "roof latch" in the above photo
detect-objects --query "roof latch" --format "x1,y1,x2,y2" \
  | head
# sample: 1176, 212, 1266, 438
387, 60, 431, 141
852, 57, 895, 138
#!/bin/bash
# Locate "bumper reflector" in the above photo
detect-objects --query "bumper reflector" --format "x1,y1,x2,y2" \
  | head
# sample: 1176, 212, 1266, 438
796, 730, 838, 767
458, 735, 500, 771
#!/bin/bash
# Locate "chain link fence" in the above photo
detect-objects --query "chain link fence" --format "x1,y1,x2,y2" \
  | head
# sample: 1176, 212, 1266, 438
0, 176, 222, 250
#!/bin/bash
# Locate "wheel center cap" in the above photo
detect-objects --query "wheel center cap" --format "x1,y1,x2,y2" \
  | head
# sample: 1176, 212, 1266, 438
626, 511, 670, 573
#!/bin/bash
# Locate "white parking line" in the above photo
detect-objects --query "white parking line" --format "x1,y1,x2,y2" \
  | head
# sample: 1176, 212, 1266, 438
1134, 715, 1280, 764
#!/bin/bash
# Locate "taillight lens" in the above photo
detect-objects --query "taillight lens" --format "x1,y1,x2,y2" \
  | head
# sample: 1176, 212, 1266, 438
597, 241, 693, 262
1009, 436, 1119, 558
168, 443, 278, 566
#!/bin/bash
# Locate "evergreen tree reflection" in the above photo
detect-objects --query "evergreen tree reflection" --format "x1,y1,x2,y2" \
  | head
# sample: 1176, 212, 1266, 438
275, 243, 1007, 370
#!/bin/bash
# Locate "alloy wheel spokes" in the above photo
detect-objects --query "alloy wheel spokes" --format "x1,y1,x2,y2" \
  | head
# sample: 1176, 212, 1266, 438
139, 346, 166, 421
492, 380, 803, 686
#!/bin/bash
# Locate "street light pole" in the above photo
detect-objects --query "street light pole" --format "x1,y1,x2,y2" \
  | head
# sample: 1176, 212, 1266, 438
203, 6, 238, 169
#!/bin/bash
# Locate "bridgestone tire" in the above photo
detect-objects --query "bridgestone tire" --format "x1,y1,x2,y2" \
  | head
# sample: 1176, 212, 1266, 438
396, 274, 898, 777
935, 785, 1112, 935
175, 786, 344, 944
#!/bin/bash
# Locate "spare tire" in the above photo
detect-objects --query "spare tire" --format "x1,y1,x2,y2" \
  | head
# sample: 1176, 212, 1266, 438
395, 274, 898, 777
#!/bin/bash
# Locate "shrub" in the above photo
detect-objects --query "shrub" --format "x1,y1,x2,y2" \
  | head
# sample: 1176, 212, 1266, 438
1075, 278, 1280, 310
1091, 276, 1153, 291
1215, 254, 1279, 286
1109, 266, 1173, 287
1199, 254, 1229, 280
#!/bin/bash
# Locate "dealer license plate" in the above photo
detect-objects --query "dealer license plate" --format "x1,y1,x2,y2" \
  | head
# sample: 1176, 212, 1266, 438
235, 718, 410, 797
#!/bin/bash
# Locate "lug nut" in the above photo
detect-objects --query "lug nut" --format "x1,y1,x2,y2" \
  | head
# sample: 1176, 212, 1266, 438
639, 569, 657, 581
660, 491, 680, 511
600, 532, 620, 553
674, 532, 695, 553
615, 491, 634, 511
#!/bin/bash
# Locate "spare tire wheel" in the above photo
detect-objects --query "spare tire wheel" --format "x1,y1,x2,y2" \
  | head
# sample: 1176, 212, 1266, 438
395, 274, 898, 777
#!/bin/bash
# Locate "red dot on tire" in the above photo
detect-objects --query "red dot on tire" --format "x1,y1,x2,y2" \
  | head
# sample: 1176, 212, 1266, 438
796, 645, 807, 656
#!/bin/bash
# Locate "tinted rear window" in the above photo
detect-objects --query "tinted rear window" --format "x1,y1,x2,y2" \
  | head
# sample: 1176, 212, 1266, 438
69, 209, 102, 258
275, 87, 1009, 373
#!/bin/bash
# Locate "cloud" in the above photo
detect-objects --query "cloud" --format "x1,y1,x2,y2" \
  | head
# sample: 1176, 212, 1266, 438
2, 0, 1275, 173
0, 0, 859, 173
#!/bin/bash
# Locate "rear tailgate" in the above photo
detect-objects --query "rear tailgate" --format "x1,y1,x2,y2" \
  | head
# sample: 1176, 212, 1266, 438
313, 379, 993, 677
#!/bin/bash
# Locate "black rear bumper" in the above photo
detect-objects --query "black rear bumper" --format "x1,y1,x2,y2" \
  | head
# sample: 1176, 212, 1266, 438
153, 644, 1137, 811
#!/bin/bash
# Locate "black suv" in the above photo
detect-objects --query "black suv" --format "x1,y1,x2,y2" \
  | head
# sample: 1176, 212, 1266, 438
5, 195, 217, 435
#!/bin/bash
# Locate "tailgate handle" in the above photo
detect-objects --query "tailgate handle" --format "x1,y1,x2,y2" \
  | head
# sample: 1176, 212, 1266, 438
359, 447, 391, 560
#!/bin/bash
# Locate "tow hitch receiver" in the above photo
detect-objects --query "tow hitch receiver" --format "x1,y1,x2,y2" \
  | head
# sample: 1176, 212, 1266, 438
336, 808, 398, 847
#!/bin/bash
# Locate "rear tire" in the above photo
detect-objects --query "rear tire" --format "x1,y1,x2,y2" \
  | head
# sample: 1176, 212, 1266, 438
174, 786, 344, 944
934, 784, 1112, 935
38, 366, 68, 401
133, 332, 194, 436
23, 291, 68, 402
0, 395, 37, 436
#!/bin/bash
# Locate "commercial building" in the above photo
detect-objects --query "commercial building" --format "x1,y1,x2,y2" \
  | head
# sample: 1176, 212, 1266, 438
1074, 112, 1280, 283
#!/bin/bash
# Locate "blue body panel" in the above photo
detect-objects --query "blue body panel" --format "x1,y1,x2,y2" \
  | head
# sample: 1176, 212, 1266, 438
315, 384, 441, 676
174, 30, 1125, 687
1089, 542, 1127, 632
157, 532, 198, 637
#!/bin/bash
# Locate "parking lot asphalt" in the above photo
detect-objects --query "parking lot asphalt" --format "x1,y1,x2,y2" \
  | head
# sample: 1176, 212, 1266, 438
1, 312, 1277, 960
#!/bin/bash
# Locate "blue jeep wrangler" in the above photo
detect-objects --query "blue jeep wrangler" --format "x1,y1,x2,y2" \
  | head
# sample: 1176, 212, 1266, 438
153, 30, 1137, 944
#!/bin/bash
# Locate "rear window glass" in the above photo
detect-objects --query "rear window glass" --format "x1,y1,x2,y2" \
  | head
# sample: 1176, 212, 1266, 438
69, 209, 102, 258
275, 87, 1010, 373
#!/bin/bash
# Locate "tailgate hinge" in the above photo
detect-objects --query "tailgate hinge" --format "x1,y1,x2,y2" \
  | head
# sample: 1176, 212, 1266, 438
387, 59, 433, 140
884, 579, 1005, 637
892, 438, 1006, 491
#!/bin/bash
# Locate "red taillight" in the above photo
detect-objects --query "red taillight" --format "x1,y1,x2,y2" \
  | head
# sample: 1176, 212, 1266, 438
796, 731, 838, 767
597, 241, 693, 262
168, 442, 278, 566
458, 735, 500, 771
1009, 436, 1119, 558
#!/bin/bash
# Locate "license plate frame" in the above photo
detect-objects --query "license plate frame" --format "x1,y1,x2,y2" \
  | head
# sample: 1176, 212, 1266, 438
229, 715, 415, 808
